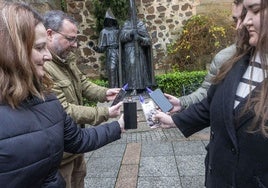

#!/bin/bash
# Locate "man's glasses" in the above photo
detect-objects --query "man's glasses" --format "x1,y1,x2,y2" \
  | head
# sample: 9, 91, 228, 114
53, 30, 78, 44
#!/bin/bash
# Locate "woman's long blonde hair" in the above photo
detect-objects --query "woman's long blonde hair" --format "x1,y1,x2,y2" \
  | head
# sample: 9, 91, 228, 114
0, 2, 52, 108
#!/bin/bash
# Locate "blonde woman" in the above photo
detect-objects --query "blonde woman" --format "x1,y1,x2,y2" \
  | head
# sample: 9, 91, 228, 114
0, 2, 124, 187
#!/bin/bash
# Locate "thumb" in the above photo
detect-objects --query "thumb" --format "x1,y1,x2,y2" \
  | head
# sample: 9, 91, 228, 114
115, 101, 123, 109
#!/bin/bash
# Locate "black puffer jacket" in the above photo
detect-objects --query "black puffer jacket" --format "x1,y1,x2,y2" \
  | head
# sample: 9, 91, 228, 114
0, 94, 121, 188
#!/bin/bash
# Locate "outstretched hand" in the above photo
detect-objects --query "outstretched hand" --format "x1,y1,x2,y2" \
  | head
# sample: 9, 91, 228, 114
106, 88, 120, 101
153, 110, 176, 129
108, 101, 123, 118
117, 114, 125, 132
164, 93, 183, 113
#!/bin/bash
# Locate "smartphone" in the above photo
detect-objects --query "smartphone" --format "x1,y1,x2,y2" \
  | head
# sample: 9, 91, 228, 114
111, 84, 128, 106
148, 88, 173, 113
140, 99, 160, 128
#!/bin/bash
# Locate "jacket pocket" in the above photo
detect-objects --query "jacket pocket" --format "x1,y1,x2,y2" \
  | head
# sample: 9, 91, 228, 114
56, 80, 77, 104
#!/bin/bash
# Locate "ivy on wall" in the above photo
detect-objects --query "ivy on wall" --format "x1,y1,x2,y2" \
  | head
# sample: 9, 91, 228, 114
61, 0, 67, 11
92, 0, 129, 33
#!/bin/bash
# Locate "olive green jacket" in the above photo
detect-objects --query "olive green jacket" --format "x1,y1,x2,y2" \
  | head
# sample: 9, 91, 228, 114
44, 53, 109, 164
44, 53, 109, 125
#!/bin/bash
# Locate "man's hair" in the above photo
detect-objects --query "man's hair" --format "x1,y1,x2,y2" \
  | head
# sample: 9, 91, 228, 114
43, 10, 77, 32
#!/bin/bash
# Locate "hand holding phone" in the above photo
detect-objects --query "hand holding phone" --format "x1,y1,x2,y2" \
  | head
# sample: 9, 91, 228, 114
146, 88, 173, 113
111, 84, 128, 106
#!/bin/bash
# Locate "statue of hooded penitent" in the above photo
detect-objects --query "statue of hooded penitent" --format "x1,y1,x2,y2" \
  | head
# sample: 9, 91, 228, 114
119, 1, 155, 94
90, 8, 120, 88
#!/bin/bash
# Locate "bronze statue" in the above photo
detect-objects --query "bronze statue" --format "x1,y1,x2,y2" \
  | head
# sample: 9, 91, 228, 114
119, 0, 155, 94
89, 8, 119, 88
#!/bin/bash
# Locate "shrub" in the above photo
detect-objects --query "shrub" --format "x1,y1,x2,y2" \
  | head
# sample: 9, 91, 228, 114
155, 71, 207, 97
91, 79, 108, 87
84, 71, 207, 106
165, 13, 235, 72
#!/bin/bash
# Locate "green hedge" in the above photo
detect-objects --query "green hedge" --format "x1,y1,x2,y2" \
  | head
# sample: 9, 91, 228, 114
91, 79, 108, 87
86, 70, 207, 106
155, 70, 207, 97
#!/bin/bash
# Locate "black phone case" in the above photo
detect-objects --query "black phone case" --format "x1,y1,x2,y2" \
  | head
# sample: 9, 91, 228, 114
111, 89, 127, 106
149, 89, 173, 112
123, 102, 137, 129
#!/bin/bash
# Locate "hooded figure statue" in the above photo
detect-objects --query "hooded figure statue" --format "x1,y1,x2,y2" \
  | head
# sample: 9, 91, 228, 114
119, 4, 155, 94
91, 8, 120, 88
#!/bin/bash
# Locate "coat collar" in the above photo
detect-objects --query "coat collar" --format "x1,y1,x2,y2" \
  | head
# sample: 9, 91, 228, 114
51, 52, 67, 66
222, 54, 250, 148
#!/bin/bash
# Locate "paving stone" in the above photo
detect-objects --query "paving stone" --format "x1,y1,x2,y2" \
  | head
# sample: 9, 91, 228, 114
173, 140, 207, 156
139, 156, 179, 177
84, 177, 116, 188
141, 142, 174, 157
86, 156, 122, 178
90, 143, 126, 158
175, 155, 206, 176
180, 176, 206, 188
115, 177, 137, 188
122, 143, 141, 165
137, 177, 182, 188
115, 165, 139, 188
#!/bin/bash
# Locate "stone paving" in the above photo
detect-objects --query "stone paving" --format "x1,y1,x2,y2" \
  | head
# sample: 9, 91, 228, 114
84, 101, 210, 188
85, 120, 209, 188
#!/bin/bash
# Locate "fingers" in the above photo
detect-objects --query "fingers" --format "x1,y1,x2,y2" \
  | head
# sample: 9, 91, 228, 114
159, 123, 173, 129
109, 102, 123, 117
164, 93, 173, 99
114, 101, 123, 109
117, 114, 125, 132
107, 88, 120, 96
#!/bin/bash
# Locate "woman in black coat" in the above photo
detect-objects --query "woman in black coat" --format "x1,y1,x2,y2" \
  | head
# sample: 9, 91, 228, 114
155, 0, 268, 187
0, 2, 124, 187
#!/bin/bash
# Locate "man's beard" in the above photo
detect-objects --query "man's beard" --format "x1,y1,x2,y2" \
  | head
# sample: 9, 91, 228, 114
55, 46, 69, 60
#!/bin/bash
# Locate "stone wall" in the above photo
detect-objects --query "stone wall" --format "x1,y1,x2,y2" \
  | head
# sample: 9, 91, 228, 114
7, 0, 232, 78
4, 0, 61, 13
136, 0, 199, 74
65, 0, 199, 77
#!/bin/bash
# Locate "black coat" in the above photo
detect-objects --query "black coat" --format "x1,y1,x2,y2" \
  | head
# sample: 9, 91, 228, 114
0, 94, 121, 188
172, 54, 268, 188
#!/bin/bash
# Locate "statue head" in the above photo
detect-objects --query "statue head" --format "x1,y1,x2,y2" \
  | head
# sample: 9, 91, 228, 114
103, 8, 118, 28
